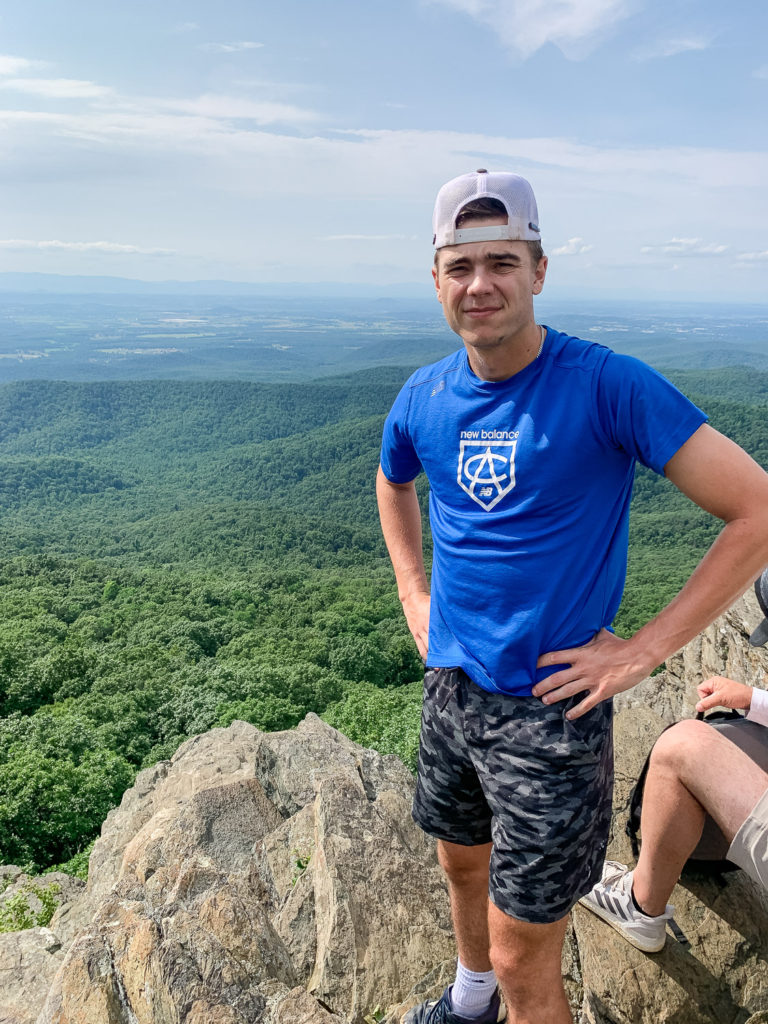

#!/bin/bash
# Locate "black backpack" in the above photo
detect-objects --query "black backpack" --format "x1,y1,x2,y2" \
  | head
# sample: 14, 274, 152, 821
627, 709, 768, 874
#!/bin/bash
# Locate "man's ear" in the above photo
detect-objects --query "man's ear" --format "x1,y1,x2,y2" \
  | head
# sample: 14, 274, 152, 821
532, 255, 548, 295
432, 264, 442, 303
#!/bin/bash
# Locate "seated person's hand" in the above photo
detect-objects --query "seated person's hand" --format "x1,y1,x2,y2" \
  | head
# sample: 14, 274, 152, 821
696, 675, 753, 713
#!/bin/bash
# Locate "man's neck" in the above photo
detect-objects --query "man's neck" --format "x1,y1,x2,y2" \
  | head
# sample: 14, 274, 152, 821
465, 324, 544, 382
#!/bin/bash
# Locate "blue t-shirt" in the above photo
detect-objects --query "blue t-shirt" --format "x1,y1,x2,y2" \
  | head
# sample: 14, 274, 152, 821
380, 327, 707, 696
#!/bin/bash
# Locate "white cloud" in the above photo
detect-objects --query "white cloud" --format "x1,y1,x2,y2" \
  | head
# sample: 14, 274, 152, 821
634, 36, 711, 61
754, 65, 768, 80
156, 93, 319, 124
334, 129, 768, 190
173, 22, 200, 33
640, 237, 729, 256
0, 78, 112, 99
0, 55, 42, 75
198, 42, 264, 53
0, 112, 765, 198
0, 239, 174, 255
427, 0, 633, 59
551, 237, 593, 256
0, 116, 765, 289
736, 250, 768, 262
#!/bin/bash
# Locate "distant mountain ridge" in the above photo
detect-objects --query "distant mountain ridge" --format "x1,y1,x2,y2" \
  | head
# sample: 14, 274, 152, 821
0, 271, 426, 297
1, 290, 766, 381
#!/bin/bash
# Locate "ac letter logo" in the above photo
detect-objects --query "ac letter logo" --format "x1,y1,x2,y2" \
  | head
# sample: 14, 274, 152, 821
457, 440, 517, 511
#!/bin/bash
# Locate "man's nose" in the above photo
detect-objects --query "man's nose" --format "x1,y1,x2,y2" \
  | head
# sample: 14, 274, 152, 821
466, 268, 493, 294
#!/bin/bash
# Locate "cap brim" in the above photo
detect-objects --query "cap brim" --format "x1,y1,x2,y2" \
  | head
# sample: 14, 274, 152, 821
749, 618, 768, 647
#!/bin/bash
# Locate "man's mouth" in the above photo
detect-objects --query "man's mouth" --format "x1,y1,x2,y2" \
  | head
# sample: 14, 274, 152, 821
464, 307, 501, 318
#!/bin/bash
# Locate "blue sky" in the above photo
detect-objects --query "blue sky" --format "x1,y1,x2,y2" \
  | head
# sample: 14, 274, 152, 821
0, 0, 766, 300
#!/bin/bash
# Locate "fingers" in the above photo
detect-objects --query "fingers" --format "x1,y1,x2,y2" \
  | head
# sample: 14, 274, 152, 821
695, 692, 720, 713
564, 693, 598, 721
537, 648, 577, 670
696, 678, 716, 699
539, 679, 589, 705
531, 668, 573, 698
537, 629, 618, 670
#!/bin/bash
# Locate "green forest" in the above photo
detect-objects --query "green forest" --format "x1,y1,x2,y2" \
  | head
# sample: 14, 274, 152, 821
0, 365, 767, 879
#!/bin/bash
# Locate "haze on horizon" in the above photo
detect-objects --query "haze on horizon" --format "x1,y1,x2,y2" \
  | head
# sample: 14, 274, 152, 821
0, 0, 766, 302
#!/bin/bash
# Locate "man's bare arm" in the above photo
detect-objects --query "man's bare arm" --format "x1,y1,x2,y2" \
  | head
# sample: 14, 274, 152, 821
534, 424, 768, 719
376, 465, 430, 660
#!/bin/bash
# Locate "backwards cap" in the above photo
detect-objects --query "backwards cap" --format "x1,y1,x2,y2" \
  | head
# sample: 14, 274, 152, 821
433, 169, 541, 249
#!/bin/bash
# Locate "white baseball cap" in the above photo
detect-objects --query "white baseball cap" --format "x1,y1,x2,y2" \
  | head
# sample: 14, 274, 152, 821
432, 169, 541, 249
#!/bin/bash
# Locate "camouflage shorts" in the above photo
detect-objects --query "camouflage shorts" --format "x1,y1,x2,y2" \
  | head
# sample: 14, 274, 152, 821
413, 667, 614, 924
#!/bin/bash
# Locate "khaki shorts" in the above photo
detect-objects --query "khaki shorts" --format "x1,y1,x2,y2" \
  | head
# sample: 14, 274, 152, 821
728, 787, 768, 890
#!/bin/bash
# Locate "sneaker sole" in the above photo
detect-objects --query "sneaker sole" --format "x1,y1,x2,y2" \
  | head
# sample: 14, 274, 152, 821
579, 894, 666, 953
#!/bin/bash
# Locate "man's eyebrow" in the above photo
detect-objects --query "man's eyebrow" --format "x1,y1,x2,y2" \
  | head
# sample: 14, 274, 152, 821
484, 250, 523, 263
442, 250, 523, 271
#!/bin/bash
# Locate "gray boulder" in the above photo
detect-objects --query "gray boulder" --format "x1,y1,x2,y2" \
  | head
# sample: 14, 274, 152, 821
0, 869, 84, 1024
0, 928, 65, 1024
35, 715, 454, 1024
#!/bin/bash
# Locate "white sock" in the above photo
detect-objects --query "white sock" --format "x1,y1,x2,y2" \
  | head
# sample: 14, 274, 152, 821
451, 960, 497, 1018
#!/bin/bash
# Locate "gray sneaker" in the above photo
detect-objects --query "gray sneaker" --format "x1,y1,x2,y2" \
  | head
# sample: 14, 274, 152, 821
579, 860, 674, 953
403, 986, 503, 1024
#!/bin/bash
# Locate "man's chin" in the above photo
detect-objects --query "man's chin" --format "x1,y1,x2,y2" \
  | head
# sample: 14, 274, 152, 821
462, 333, 505, 350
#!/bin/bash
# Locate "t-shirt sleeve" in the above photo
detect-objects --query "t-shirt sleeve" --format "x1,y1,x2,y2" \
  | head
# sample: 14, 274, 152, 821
593, 352, 708, 475
380, 382, 423, 483
747, 686, 768, 727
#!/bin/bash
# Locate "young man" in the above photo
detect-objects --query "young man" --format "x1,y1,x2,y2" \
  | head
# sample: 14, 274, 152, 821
376, 169, 768, 1024
581, 573, 768, 952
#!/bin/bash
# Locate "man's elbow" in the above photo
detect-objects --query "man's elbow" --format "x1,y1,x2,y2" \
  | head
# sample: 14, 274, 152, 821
723, 487, 768, 566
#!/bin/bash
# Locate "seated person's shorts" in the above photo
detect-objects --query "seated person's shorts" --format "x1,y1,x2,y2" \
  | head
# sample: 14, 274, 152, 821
728, 788, 768, 890
413, 667, 614, 924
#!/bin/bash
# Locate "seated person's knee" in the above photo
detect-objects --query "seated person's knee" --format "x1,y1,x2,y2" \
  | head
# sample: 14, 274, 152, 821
649, 718, 710, 773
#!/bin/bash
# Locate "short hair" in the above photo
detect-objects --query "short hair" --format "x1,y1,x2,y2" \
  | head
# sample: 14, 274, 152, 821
454, 197, 508, 228
437, 197, 545, 267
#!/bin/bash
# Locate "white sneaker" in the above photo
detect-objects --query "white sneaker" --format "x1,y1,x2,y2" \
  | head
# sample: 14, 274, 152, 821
579, 861, 674, 953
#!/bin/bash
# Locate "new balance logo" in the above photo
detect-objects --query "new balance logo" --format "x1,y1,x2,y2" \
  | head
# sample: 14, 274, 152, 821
457, 440, 517, 511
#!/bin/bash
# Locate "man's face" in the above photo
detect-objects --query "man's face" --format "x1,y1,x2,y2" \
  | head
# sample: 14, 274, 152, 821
432, 218, 547, 353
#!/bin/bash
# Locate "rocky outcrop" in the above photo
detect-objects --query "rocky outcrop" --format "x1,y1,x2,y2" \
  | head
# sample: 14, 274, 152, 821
34, 716, 454, 1024
1, 591, 767, 1023
614, 585, 768, 724
0, 869, 85, 1024
0, 927, 66, 1024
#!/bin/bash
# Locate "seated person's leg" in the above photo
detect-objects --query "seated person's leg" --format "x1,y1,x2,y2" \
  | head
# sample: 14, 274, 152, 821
635, 719, 768, 911
581, 719, 768, 952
